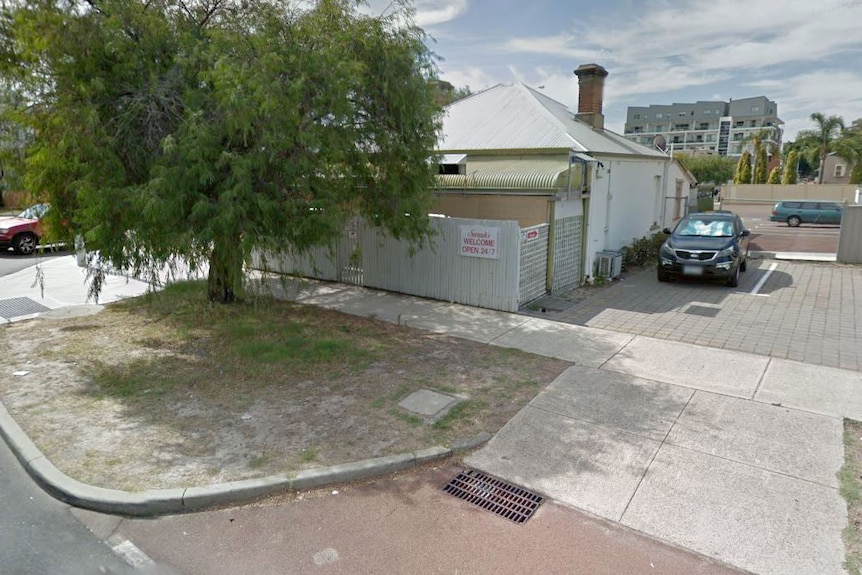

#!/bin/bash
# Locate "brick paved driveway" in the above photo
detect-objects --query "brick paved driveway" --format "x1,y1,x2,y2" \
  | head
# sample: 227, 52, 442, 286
536, 259, 862, 372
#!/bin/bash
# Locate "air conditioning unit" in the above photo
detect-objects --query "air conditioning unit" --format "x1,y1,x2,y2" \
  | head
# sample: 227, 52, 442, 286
596, 250, 622, 280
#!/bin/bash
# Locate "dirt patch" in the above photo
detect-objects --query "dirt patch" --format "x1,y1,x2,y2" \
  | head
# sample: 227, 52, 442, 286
0, 284, 570, 491
841, 419, 862, 575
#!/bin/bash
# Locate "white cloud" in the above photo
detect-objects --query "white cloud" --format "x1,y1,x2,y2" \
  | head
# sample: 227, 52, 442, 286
502, 0, 862, 83
414, 0, 468, 27
358, 0, 468, 26
438, 66, 498, 92
747, 70, 862, 139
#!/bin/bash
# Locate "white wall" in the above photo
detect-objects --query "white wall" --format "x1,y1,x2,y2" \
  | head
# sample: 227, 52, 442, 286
584, 157, 675, 277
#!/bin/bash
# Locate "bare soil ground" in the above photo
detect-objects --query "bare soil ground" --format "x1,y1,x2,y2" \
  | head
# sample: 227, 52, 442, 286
841, 419, 862, 574
0, 282, 570, 491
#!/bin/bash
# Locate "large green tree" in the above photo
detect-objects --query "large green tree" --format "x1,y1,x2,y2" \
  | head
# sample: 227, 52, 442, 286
781, 150, 799, 184
0, 0, 442, 302
797, 112, 845, 184
834, 118, 862, 184
753, 138, 768, 184
734, 151, 752, 184
673, 153, 735, 185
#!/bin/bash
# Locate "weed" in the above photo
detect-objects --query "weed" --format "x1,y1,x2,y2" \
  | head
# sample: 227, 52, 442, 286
434, 400, 487, 430
248, 453, 270, 469
299, 447, 317, 463
390, 408, 423, 427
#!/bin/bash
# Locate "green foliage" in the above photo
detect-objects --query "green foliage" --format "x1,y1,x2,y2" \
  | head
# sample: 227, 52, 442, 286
734, 151, 752, 184
673, 154, 735, 184
767, 166, 780, 184
782, 150, 799, 184
753, 141, 768, 184
834, 122, 862, 184
1, 0, 443, 303
798, 112, 845, 183
620, 232, 669, 271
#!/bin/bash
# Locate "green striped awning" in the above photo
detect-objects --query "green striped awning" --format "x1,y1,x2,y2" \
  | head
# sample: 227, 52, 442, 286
436, 158, 581, 191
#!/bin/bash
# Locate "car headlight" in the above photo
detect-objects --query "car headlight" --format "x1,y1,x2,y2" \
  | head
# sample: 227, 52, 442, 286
717, 246, 737, 258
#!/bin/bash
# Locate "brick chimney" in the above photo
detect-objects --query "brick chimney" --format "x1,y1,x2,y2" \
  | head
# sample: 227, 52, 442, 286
574, 63, 609, 130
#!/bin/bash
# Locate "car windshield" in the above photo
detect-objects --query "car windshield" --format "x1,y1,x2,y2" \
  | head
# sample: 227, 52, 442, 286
675, 218, 734, 237
17, 204, 49, 220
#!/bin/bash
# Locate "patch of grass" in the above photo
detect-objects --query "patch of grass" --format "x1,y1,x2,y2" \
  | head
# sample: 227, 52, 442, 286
390, 408, 423, 427
841, 419, 862, 575
299, 447, 317, 463
433, 399, 487, 430
248, 453, 270, 469
87, 361, 153, 398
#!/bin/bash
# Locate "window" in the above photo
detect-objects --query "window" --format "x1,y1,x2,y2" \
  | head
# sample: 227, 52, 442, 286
783, 202, 801, 209
634, 114, 641, 120
751, 105, 760, 113
735, 121, 744, 127
656, 113, 663, 119
716, 109, 722, 115
654, 124, 664, 131
679, 112, 687, 117
801, 202, 818, 210
835, 164, 846, 177
699, 122, 710, 130
704, 110, 711, 115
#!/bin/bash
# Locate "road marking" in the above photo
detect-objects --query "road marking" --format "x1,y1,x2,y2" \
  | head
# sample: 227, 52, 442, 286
109, 537, 155, 568
750, 262, 778, 295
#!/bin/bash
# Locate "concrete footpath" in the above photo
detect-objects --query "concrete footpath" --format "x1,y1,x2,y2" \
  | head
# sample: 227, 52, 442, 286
1, 256, 858, 575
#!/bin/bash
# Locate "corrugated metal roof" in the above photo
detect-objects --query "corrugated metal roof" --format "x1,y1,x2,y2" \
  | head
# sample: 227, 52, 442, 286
438, 83, 668, 158
436, 157, 574, 190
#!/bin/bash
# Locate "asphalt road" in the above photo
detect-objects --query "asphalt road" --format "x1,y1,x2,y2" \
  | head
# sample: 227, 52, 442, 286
0, 436, 135, 575
0, 249, 68, 278
723, 203, 840, 253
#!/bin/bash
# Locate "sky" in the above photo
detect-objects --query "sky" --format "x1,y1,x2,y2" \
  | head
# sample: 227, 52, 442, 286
364, 0, 862, 141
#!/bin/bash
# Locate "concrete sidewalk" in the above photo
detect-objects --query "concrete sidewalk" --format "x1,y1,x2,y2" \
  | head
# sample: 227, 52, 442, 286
0, 256, 857, 575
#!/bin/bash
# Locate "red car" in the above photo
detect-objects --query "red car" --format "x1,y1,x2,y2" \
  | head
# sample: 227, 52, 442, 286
0, 204, 49, 255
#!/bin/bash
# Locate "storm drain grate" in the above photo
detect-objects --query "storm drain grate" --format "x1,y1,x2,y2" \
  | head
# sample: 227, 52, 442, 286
443, 469, 544, 524
0, 297, 50, 318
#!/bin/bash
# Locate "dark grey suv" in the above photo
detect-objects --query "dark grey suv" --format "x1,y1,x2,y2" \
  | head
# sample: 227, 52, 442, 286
657, 211, 751, 287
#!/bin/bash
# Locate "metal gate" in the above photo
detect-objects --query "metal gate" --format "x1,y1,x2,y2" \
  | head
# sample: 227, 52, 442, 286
337, 218, 364, 285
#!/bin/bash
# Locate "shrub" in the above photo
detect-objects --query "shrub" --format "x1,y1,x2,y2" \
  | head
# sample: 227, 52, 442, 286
620, 231, 669, 271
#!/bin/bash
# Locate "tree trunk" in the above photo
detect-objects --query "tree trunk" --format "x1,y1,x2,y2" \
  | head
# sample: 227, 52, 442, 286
207, 238, 244, 303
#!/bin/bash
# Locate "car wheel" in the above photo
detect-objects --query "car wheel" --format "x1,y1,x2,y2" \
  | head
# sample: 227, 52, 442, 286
12, 232, 38, 256
657, 268, 670, 282
726, 264, 740, 287
787, 215, 801, 227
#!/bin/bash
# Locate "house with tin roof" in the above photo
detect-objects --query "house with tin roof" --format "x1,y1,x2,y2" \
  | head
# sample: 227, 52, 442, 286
433, 64, 695, 295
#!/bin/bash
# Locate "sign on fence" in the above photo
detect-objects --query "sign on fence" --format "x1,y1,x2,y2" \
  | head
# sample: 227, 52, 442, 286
459, 225, 500, 259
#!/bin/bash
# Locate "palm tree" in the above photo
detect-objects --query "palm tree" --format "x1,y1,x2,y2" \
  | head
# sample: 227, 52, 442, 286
830, 119, 862, 184
797, 113, 845, 184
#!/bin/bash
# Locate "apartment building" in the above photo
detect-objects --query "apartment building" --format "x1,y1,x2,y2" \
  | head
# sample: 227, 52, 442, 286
623, 96, 783, 157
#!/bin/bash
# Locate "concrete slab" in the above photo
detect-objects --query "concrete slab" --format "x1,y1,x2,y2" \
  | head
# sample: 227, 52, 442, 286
530, 365, 693, 442
464, 406, 660, 521
756, 358, 862, 420
621, 444, 847, 575
403, 304, 531, 344
602, 336, 769, 398
668, 391, 843, 487
397, 389, 461, 422
489, 317, 634, 367
293, 283, 531, 344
